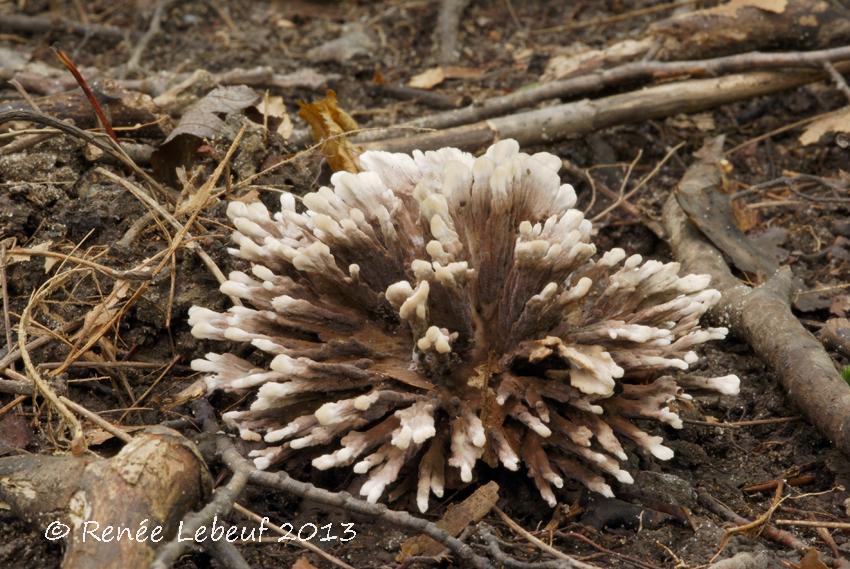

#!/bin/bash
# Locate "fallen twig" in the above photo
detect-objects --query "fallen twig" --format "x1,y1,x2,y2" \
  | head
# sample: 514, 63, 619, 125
773, 519, 850, 530
696, 490, 806, 553
124, 0, 175, 77
495, 507, 597, 569
478, 524, 570, 569
434, 0, 472, 65
233, 503, 355, 569
351, 45, 850, 142
364, 66, 845, 153
663, 138, 850, 459
0, 377, 34, 396
0, 246, 13, 373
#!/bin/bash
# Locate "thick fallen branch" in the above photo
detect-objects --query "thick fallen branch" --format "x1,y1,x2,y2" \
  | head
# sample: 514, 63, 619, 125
649, 0, 850, 60
364, 66, 841, 153
0, 13, 128, 41
663, 140, 850, 458
0, 427, 211, 569
351, 45, 850, 141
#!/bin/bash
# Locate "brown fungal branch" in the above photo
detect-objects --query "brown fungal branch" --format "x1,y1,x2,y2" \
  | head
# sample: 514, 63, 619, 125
663, 138, 850, 459
189, 138, 738, 541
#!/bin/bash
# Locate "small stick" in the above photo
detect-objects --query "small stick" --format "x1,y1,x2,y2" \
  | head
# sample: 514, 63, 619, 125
697, 490, 805, 553
681, 416, 801, 429
59, 395, 132, 443
350, 45, 850, 144
0, 395, 27, 418
0, 375, 34, 396
0, 246, 14, 373
823, 61, 850, 103
0, 13, 127, 40
593, 149, 642, 222
7, 78, 42, 112
0, 320, 80, 373
478, 524, 568, 569
233, 503, 355, 569
774, 520, 850, 530
125, 0, 174, 76
5, 247, 152, 281
495, 507, 597, 569
559, 531, 660, 569
53, 46, 117, 142
37, 361, 175, 370
205, 541, 253, 569
18, 271, 86, 452
742, 474, 816, 494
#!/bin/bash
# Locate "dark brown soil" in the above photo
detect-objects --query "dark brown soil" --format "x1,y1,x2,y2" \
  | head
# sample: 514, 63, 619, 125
1, 1, 849, 568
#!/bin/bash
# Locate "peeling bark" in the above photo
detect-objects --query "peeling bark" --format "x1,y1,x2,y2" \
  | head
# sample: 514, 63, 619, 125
0, 427, 211, 569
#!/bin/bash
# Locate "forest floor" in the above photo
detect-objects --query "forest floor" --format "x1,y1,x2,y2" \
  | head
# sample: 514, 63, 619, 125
1, 1, 849, 568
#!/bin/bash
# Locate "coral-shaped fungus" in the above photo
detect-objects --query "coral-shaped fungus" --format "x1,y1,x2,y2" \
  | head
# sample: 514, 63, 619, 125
190, 140, 739, 512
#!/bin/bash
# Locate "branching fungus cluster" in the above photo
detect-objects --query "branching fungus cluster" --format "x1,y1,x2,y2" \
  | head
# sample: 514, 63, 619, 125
190, 140, 739, 512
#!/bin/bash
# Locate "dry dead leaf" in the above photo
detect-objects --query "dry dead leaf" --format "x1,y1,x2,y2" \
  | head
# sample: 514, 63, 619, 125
298, 90, 360, 173
164, 85, 259, 143
397, 481, 499, 561
830, 295, 850, 318
731, 198, 761, 232
71, 279, 131, 347
249, 95, 294, 140
306, 23, 374, 64
800, 107, 850, 146
6, 241, 52, 268
677, 137, 779, 282
542, 38, 652, 82
443, 66, 484, 80
799, 549, 830, 569
290, 557, 320, 569
409, 67, 446, 90
707, 0, 788, 16
408, 66, 484, 89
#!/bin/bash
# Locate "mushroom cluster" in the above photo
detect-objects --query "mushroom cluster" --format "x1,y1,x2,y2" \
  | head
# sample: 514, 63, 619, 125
189, 140, 739, 512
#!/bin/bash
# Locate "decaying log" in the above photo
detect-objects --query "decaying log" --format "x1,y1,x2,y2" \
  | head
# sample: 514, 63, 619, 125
0, 427, 211, 569
650, 0, 850, 60
365, 66, 839, 153
663, 139, 850, 459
